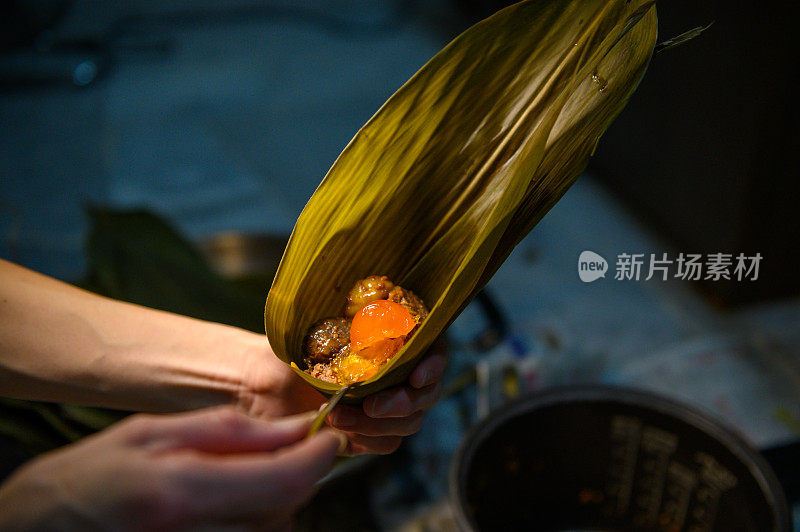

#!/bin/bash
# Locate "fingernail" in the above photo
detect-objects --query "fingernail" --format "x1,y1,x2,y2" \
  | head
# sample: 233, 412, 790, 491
333, 408, 356, 428
333, 431, 349, 454
421, 370, 434, 387
369, 394, 393, 416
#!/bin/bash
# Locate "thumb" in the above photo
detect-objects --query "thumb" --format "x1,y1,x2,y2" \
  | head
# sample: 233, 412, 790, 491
131, 407, 318, 454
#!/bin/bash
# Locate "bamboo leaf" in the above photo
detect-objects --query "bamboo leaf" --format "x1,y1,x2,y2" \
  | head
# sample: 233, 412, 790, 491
266, 0, 658, 401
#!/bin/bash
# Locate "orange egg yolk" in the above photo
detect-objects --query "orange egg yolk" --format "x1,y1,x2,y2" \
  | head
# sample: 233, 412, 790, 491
350, 300, 416, 353
332, 338, 405, 383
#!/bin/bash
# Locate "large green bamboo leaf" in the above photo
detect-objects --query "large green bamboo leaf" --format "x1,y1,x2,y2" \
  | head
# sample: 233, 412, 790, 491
265, 0, 658, 401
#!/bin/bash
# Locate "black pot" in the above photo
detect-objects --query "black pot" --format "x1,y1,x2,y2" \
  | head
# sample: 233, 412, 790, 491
450, 386, 791, 531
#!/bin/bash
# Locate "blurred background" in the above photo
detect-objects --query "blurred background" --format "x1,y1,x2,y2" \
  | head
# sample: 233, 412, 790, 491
1, 0, 798, 530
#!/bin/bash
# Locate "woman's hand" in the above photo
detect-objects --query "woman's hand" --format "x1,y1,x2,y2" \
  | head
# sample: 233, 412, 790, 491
239, 337, 448, 456
0, 407, 344, 531
0, 259, 448, 458
328, 339, 448, 456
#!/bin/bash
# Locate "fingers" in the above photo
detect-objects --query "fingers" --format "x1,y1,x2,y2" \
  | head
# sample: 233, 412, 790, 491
362, 381, 442, 418
123, 407, 316, 454
329, 405, 424, 436
179, 429, 344, 520
408, 338, 449, 389
338, 432, 403, 456
325, 340, 448, 445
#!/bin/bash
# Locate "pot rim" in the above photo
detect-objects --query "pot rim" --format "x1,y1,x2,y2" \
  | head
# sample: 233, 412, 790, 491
449, 384, 791, 532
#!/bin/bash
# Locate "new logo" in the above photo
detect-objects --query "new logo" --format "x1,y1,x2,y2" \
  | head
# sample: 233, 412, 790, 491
578, 250, 608, 283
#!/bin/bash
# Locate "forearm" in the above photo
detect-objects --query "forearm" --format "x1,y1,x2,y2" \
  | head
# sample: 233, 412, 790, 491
0, 259, 285, 413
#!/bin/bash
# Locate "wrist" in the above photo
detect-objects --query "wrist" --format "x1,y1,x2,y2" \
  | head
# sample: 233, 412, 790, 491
84, 313, 262, 414
145, 322, 272, 413
235, 333, 326, 418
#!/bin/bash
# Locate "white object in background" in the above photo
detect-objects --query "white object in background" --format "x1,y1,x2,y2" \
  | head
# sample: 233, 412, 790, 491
476, 336, 539, 419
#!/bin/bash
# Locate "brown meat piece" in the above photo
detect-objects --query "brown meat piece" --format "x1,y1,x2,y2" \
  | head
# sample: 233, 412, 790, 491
302, 317, 350, 367
303, 276, 428, 384
344, 275, 395, 318
308, 362, 338, 384
387, 285, 428, 324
